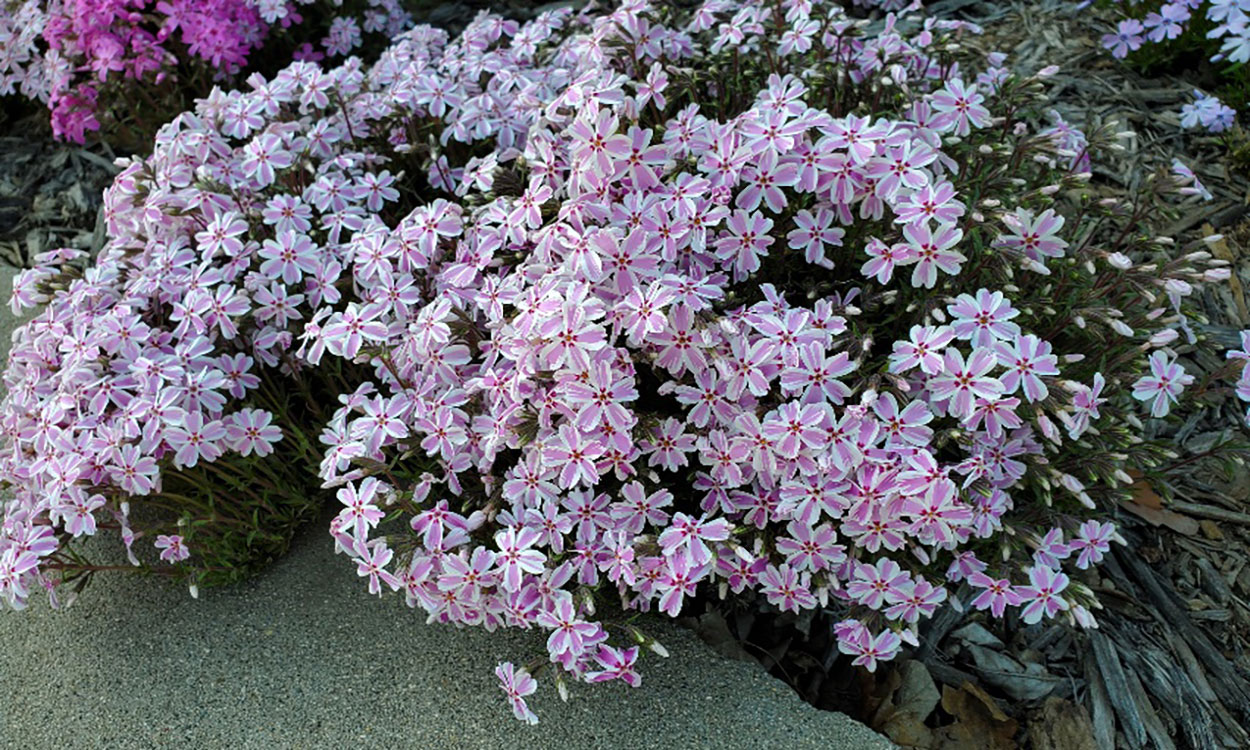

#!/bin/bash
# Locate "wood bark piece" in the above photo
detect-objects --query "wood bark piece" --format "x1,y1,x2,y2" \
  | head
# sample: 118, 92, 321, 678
1163, 629, 1218, 703
1121, 643, 1218, 750
1167, 499, 1250, 526
1089, 632, 1147, 750
1115, 547, 1250, 722
1083, 648, 1118, 750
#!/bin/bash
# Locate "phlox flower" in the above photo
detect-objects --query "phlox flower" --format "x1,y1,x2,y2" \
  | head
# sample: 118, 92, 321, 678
902, 221, 965, 288
1131, 351, 1193, 417
949, 289, 1021, 348
715, 210, 775, 281
165, 412, 228, 468
995, 208, 1067, 263
927, 347, 1004, 419
155, 534, 190, 563
995, 334, 1060, 403
1016, 565, 1070, 624
836, 624, 901, 672
226, 408, 283, 457
883, 577, 948, 624
335, 478, 387, 541
259, 230, 319, 285
758, 563, 817, 613
968, 572, 1022, 617
890, 325, 955, 375
587, 645, 642, 687
1069, 520, 1115, 569
658, 512, 731, 566
496, 663, 539, 725
542, 423, 604, 487
846, 558, 909, 610
930, 78, 991, 136
494, 526, 547, 592
787, 207, 844, 267
1102, 19, 1144, 59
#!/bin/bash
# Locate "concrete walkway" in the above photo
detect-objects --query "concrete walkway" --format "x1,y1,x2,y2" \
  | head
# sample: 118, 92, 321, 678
0, 524, 889, 749
0, 265, 887, 749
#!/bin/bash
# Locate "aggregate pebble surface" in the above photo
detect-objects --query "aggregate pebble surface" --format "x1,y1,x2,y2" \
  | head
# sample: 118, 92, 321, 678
0, 267, 889, 750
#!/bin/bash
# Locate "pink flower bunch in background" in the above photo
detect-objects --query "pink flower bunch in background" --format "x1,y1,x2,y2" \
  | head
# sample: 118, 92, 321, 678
1180, 88, 1237, 132
1095, 1, 1244, 131
2, 0, 1245, 723
0, 0, 411, 142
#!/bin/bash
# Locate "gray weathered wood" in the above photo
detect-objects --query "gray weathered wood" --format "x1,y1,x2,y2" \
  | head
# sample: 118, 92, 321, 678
1089, 632, 1147, 750
1084, 648, 1118, 750
1116, 548, 1250, 721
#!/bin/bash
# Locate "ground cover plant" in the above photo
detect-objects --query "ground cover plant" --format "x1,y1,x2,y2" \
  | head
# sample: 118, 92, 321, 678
1094, 0, 1248, 124
3, 0, 1250, 725
0, 0, 412, 143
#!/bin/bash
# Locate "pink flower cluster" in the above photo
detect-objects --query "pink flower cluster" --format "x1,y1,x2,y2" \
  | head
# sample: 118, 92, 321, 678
0, 0, 411, 142
1, 0, 1243, 723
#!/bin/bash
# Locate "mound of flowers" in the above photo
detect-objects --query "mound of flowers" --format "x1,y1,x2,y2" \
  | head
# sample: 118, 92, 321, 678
0, 0, 412, 143
3, 0, 1249, 724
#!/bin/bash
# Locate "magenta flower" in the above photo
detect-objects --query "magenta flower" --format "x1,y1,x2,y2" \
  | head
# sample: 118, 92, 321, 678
568, 105, 631, 177
846, 558, 909, 610
1016, 566, 1070, 624
762, 401, 829, 458
890, 325, 955, 375
155, 534, 190, 563
165, 412, 228, 468
787, 207, 844, 267
259, 230, 319, 285
494, 526, 547, 591
542, 423, 604, 487
928, 348, 1004, 419
336, 478, 387, 541
758, 563, 817, 613
737, 150, 799, 213
1069, 520, 1115, 569
931, 78, 991, 136
995, 208, 1067, 262
884, 577, 948, 624
538, 298, 607, 370
588, 645, 642, 687
1132, 351, 1193, 417
949, 289, 1021, 348
837, 626, 902, 672
893, 181, 965, 226
968, 572, 1023, 617
496, 662, 539, 725
715, 210, 775, 282
322, 302, 388, 360
112, 444, 159, 495
225, 408, 283, 457
719, 336, 778, 400
538, 595, 601, 658
995, 334, 1060, 403
658, 512, 731, 566
860, 237, 916, 284
902, 221, 965, 288
655, 551, 710, 616
779, 343, 855, 405
776, 521, 845, 572
643, 417, 697, 471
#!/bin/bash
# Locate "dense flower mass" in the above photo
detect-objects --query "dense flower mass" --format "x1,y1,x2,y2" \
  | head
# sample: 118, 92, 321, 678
0, 0, 411, 142
2, 0, 1246, 723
